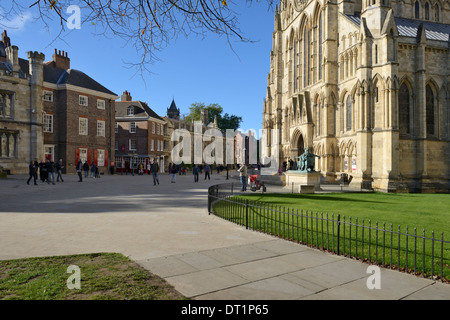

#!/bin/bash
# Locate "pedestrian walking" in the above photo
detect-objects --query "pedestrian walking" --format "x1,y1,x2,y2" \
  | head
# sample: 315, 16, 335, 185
150, 159, 160, 185
39, 159, 47, 183
76, 159, 83, 182
33, 159, 39, 182
46, 158, 55, 185
238, 163, 247, 191
193, 165, 199, 183
90, 162, 96, 178
27, 161, 38, 185
83, 161, 89, 178
56, 159, 64, 182
204, 164, 210, 180
171, 164, 177, 183
147, 162, 151, 175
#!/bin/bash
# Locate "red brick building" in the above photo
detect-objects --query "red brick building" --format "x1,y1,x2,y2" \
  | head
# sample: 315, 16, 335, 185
115, 91, 165, 173
41, 49, 118, 174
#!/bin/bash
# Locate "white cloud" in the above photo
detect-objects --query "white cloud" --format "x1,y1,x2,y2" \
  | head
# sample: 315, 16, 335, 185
1, 11, 32, 33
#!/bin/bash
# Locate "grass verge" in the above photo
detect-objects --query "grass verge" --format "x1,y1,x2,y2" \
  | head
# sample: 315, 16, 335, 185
0, 252, 187, 300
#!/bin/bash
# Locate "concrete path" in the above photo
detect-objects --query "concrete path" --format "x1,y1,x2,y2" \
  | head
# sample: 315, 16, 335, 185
0, 172, 448, 300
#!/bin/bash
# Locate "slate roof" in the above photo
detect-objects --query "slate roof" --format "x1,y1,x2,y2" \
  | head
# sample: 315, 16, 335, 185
346, 14, 361, 26
115, 100, 163, 121
395, 18, 450, 42
168, 99, 178, 111
345, 13, 450, 42
14, 57, 117, 96
54, 68, 117, 96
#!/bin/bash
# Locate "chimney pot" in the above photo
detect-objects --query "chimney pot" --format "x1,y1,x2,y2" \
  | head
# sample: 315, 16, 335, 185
121, 91, 132, 102
51, 48, 70, 70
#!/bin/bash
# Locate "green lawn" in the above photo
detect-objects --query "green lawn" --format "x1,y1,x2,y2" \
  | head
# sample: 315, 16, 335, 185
0, 253, 187, 300
240, 192, 450, 235
211, 192, 450, 282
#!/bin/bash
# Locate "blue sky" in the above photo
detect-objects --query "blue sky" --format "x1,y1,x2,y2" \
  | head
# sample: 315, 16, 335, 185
4, 2, 275, 132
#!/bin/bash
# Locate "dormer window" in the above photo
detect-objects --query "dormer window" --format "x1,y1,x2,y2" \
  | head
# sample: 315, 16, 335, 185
127, 106, 134, 116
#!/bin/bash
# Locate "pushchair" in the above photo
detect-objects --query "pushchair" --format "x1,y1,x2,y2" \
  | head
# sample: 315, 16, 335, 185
249, 174, 266, 192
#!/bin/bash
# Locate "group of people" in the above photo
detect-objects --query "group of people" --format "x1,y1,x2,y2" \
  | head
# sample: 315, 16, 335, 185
76, 159, 101, 182
27, 157, 249, 191
168, 163, 214, 183
27, 158, 64, 185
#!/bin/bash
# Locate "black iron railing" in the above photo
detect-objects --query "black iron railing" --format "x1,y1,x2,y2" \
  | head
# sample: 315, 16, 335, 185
208, 183, 450, 283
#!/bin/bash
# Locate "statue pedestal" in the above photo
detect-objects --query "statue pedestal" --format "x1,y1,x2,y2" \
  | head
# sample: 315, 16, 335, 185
284, 171, 322, 192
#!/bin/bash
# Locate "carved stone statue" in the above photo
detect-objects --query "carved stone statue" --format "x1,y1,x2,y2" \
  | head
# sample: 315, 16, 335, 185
292, 0, 308, 12
296, 147, 320, 172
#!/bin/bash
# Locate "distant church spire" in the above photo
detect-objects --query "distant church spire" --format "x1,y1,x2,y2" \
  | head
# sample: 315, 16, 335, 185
167, 98, 180, 120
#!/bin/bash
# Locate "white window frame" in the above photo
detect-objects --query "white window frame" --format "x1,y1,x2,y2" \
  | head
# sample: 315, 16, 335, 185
43, 90, 53, 102
130, 121, 136, 133
44, 144, 55, 161
79, 148, 88, 164
97, 120, 105, 137
79, 95, 88, 106
151, 139, 154, 151
115, 122, 118, 133
97, 99, 105, 109
127, 106, 134, 116
129, 139, 136, 151
152, 122, 155, 134
115, 156, 125, 168
97, 149, 105, 167
43, 113, 53, 133
79, 117, 88, 135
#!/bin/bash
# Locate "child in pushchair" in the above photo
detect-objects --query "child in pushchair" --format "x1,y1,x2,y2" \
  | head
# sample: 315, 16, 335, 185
249, 174, 266, 192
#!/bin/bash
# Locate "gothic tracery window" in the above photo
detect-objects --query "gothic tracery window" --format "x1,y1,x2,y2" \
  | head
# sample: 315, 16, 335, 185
426, 84, 435, 135
399, 83, 410, 134
318, 13, 323, 81
434, 4, 440, 22
303, 24, 309, 88
294, 41, 298, 92
346, 95, 352, 131
415, 1, 420, 19
0, 92, 13, 118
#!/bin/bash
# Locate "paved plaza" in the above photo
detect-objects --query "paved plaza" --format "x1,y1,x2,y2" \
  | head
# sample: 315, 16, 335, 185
0, 172, 449, 300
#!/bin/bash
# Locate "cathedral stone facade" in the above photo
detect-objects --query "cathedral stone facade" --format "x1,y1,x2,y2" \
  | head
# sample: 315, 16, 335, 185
262, 0, 450, 192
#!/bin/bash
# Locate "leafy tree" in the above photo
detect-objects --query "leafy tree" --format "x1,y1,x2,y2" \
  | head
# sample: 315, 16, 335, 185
217, 113, 242, 131
183, 102, 242, 131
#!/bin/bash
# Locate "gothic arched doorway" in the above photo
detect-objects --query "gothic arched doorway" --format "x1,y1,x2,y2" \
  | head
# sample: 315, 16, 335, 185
290, 129, 305, 169
297, 134, 305, 157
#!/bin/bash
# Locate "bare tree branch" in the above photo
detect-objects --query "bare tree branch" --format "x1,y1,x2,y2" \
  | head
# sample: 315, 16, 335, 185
2, 0, 275, 77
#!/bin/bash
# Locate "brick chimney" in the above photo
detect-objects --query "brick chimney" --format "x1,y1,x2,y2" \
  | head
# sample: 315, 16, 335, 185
50, 49, 70, 70
121, 90, 132, 102
1, 30, 11, 47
